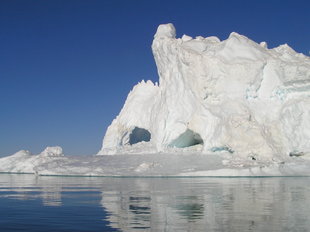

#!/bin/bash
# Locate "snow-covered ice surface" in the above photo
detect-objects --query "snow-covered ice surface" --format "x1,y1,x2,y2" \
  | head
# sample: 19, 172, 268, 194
1, 23, 310, 176
1, 147, 310, 176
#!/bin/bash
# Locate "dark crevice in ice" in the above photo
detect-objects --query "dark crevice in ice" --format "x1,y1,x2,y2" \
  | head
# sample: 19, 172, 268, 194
289, 151, 304, 157
210, 146, 234, 154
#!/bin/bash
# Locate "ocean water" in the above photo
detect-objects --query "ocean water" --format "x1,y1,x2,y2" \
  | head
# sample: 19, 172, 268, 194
0, 174, 310, 231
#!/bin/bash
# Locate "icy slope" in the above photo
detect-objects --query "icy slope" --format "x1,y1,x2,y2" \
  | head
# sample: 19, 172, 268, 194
99, 23, 310, 162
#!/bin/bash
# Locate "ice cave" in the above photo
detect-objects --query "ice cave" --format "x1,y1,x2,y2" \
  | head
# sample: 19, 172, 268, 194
169, 129, 204, 148
128, 127, 151, 145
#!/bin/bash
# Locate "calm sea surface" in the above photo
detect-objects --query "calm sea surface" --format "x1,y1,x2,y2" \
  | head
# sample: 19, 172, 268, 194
0, 174, 309, 232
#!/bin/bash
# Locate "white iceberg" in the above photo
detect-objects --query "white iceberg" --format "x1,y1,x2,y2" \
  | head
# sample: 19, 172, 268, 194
1, 23, 310, 176
99, 23, 310, 161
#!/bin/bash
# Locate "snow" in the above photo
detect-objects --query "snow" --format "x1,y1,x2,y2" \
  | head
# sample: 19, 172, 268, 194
1, 147, 310, 176
1, 23, 310, 176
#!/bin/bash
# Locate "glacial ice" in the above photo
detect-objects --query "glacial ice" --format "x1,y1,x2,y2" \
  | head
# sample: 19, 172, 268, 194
99, 23, 310, 161
0, 23, 310, 176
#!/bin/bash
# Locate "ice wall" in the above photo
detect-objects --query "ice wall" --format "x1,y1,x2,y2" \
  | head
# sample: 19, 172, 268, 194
99, 23, 310, 161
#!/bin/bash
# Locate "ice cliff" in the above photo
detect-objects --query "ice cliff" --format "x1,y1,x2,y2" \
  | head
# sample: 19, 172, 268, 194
99, 23, 310, 161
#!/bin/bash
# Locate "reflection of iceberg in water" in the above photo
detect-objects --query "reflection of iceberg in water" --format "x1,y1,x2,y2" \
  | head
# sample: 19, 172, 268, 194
1, 174, 310, 231
0, 174, 104, 207
101, 178, 213, 231
41, 189, 62, 206
104, 193, 152, 230
0, 174, 62, 206
100, 178, 310, 232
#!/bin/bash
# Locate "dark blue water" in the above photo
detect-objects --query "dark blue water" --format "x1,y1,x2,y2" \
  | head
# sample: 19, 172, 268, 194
1, 174, 310, 231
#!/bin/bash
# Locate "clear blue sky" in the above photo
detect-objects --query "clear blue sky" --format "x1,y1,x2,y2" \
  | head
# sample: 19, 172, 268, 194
0, 0, 309, 156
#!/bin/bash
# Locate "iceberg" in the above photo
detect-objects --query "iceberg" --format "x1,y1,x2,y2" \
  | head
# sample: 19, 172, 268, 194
99, 23, 310, 160
1, 23, 310, 176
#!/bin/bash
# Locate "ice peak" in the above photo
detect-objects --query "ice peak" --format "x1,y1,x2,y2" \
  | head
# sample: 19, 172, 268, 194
228, 31, 243, 38
181, 34, 193, 42
226, 32, 252, 44
260, 41, 268, 49
154, 23, 176, 39
274, 43, 296, 54
39, 146, 64, 157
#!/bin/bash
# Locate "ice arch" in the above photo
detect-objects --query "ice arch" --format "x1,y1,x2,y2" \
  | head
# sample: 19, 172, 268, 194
169, 129, 204, 148
129, 127, 151, 145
